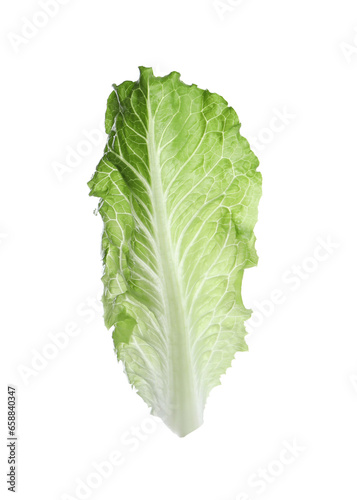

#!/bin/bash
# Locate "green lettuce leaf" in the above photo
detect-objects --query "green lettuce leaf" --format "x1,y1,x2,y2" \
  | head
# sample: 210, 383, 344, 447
88, 67, 261, 436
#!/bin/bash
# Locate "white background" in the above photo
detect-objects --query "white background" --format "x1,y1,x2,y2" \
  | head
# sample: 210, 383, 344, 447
1, 0, 357, 499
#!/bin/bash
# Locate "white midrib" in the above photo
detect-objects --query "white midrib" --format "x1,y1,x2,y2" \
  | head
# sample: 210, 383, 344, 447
146, 93, 202, 437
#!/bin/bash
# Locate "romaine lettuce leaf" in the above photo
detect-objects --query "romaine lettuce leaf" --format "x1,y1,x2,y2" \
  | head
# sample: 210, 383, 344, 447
88, 67, 261, 436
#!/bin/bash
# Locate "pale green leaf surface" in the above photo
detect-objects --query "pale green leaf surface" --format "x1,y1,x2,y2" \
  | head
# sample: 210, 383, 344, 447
88, 67, 261, 436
